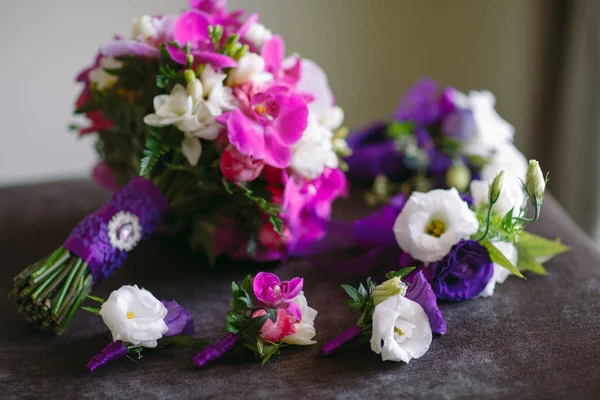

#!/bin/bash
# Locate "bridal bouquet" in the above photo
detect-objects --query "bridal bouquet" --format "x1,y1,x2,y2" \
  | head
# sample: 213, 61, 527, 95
321, 160, 569, 362
346, 78, 521, 206
10, 0, 348, 334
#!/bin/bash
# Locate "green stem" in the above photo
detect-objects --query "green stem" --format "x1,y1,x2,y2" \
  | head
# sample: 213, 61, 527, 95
31, 249, 69, 283
477, 203, 495, 241
60, 275, 93, 332
51, 257, 80, 315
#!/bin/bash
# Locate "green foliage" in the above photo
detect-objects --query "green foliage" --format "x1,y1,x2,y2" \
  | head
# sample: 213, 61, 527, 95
81, 306, 101, 315
516, 247, 547, 276
385, 267, 416, 280
516, 232, 569, 258
387, 122, 414, 140
341, 277, 378, 330
157, 64, 179, 89
140, 129, 171, 177
474, 204, 524, 243
86, 295, 105, 304
479, 238, 525, 279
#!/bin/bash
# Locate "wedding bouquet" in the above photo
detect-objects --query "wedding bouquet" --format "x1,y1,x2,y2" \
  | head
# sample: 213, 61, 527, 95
321, 161, 569, 362
10, 0, 348, 335
346, 77, 521, 206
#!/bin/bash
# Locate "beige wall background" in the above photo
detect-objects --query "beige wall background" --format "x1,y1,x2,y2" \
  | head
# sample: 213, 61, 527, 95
0, 0, 551, 185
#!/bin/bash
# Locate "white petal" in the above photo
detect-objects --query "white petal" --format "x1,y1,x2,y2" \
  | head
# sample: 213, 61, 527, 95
280, 293, 318, 346
181, 135, 202, 166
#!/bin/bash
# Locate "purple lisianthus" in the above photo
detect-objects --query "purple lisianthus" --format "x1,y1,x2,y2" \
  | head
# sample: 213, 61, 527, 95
253, 272, 303, 321
393, 78, 455, 125
162, 300, 195, 337
430, 239, 494, 302
405, 270, 446, 334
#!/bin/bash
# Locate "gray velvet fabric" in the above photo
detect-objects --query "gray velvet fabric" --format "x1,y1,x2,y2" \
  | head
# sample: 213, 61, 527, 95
1, 180, 600, 399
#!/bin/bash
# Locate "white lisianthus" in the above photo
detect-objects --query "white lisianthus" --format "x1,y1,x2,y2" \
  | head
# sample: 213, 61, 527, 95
89, 57, 123, 91
291, 113, 338, 179
280, 292, 318, 345
483, 143, 528, 181
244, 23, 273, 50
479, 241, 517, 297
201, 65, 236, 112
132, 15, 157, 39
370, 294, 432, 363
99, 285, 168, 348
452, 90, 514, 157
226, 53, 266, 86
394, 188, 479, 263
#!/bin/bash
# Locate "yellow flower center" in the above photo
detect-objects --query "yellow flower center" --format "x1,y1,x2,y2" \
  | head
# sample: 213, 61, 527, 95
255, 104, 267, 116
394, 327, 404, 336
425, 219, 446, 238
127, 311, 134, 319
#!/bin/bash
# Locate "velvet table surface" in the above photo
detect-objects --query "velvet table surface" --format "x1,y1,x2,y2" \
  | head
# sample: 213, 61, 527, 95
1, 180, 599, 399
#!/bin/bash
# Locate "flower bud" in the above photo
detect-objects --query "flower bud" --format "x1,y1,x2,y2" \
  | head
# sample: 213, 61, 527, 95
184, 69, 196, 84
446, 164, 471, 192
525, 160, 545, 204
372, 277, 407, 306
132, 15, 156, 39
489, 171, 505, 204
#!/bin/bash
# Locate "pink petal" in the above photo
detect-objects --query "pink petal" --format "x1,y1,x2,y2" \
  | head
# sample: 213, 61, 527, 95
263, 129, 292, 168
271, 92, 308, 145
192, 50, 238, 69
282, 56, 302, 87
284, 301, 302, 323
253, 272, 281, 303
174, 10, 212, 47
237, 13, 259, 38
284, 277, 304, 300
166, 44, 187, 65
261, 35, 284, 75
226, 109, 265, 160
101, 40, 159, 58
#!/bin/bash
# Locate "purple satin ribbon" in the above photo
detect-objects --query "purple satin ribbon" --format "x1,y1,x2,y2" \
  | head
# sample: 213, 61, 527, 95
321, 325, 362, 356
63, 177, 169, 283
86, 341, 127, 372
193, 333, 242, 369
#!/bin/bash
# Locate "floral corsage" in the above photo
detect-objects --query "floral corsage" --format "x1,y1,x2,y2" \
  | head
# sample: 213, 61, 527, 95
84, 285, 197, 372
322, 160, 568, 363
193, 272, 317, 368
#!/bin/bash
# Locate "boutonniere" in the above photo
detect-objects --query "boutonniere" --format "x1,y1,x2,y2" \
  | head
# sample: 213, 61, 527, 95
322, 268, 443, 362
83, 285, 198, 372
193, 272, 317, 368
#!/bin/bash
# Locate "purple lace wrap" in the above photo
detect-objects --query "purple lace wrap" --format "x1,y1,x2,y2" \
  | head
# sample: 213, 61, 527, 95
63, 177, 169, 283
193, 333, 242, 369
86, 341, 127, 372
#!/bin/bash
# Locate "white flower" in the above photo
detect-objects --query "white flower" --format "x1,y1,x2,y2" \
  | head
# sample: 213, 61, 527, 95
280, 292, 318, 345
291, 113, 338, 179
201, 65, 236, 112
394, 188, 479, 263
99, 285, 168, 348
479, 241, 517, 297
88, 57, 123, 91
143, 84, 194, 128
370, 294, 432, 363
452, 90, 514, 157
320, 106, 344, 131
132, 15, 157, 39
226, 53, 266, 86
470, 144, 528, 216
244, 23, 273, 50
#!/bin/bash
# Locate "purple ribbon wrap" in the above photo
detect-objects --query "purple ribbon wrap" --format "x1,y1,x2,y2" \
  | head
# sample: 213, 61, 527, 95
86, 341, 127, 372
321, 325, 362, 356
193, 332, 242, 369
63, 177, 169, 283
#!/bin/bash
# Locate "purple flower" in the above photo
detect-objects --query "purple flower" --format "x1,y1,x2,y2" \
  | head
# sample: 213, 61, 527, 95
253, 272, 303, 321
442, 108, 476, 140
162, 300, 195, 337
392, 78, 455, 125
405, 271, 446, 334
430, 239, 494, 302
217, 86, 308, 168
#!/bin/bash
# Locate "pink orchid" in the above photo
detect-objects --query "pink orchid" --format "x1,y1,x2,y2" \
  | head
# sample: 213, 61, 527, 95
261, 36, 302, 87
217, 86, 308, 168
220, 144, 264, 183
253, 272, 303, 321
283, 168, 348, 250
168, 10, 237, 70
252, 309, 296, 343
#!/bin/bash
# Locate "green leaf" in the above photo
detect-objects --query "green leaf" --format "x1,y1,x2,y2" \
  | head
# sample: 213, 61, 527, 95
260, 343, 280, 365
385, 267, 416, 280
140, 134, 171, 177
81, 306, 101, 315
516, 247, 547, 276
240, 314, 269, 344
341, 284, 360, 302
266, 308, 278, 323
480, 238, 525, 279
387, 122, 414, 139
517, 232, 569, 258
231, 281, 239, 295
86, 295, 105, 304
